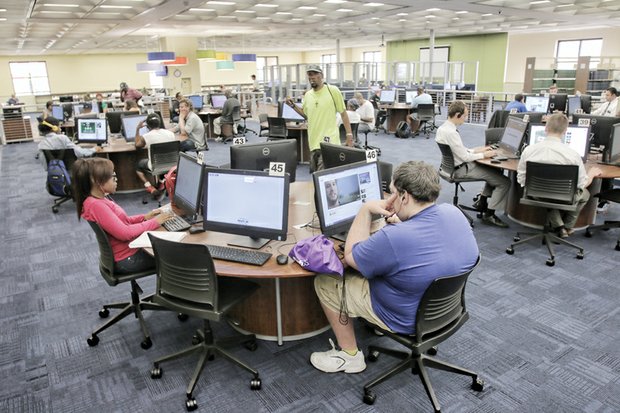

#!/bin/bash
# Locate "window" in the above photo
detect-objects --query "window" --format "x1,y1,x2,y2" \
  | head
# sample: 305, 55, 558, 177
9, 61, 51, 96
556, 38, 602, 70
257, 56, 278, 82
321, 54, 337, 80
420, 46, 450, 83
149, 72, 164, 90
362, 51, 381, 63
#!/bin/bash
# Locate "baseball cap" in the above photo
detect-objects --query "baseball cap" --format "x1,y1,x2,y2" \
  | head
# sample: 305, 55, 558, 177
306, 64, 323, 74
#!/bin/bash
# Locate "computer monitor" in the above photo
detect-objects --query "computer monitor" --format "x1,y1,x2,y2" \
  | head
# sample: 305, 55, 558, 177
313, 161, 383, 240
528, 123, 591, 161
500, 116, 528, 155
59, 96, 73, 103
320, 142, 368, 169
510, 111, 545, 125
230, 139, 298, 182
571, 114, 620, 147
580, 95, 592, 114
405, 91, 418, 105
279, 102, 305, 123
76, 118, 108, 145
211, 94, 227, 109
51, 104, 64, 120
90, 100, 99, 114
524, 95, 549, 113
187, 95, 204, 111
121, 113, 148, 142
202, 168, 290, 249
72, 103, 84, 118
107, 110, 137, 134
567, 96, 582, 115
174, 152, 206, 218
607, 124, 620, 165
379, 89, 396, 105
61, 103, 73, 122
547, 94, 567, 113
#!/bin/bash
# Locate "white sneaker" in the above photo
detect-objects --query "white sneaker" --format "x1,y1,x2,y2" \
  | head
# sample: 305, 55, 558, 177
310, 338, 366, 373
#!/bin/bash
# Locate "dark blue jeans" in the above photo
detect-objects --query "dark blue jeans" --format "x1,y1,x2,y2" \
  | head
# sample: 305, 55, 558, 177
115, 250, 155, 274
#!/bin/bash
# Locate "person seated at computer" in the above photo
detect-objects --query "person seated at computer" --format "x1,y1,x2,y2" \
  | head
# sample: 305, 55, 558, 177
369, 89, 386, 131
37, 117, 101, 168
405, 87, 434, 135
124, 99, 141, 113
214, 90, 241, 142
119, 82, 142, 104
548, 84, 558, 94
435, 101, 511, 228
354, 92, 375, 136
6, 94, 19, 106
172, 98, 207, 152
72, 158, 173, 273
135, 113, 176, 198
171, 92, 183, 123
505, 94, 527, 113
337, 99, 361, 127
591, 87, 619, 117
40, 100, 53, 121
517, 113, 602, 238
95, 93, 109, 113
310, 160, 479, 374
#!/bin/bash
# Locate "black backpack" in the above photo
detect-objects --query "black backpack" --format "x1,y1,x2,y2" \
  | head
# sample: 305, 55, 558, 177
47, 159, 71, 197
395, 121, 411, 139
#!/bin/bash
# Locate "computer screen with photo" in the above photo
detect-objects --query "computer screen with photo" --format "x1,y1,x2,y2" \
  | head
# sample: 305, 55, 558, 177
174, 152, 205, 218
500, 116, 528, 155
405, 91, 418, 105
76, 118, 108, 144
320, 142, 368, 169
279, 102, 305, 123
230, 139, 298, 182
211, 94, 227, 109
121, 113, 148, 142
187, 95, 204, 111
202, 168, 290, 249
313, 161, 383, 240
379, 89, 396, 104
524, 96, 549, 113
528, 124, 590, 161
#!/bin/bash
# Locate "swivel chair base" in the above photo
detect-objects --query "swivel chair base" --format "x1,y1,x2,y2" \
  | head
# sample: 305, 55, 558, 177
362, 130, 381, 156
506, 228, 585, 266
585, 220, 620, 251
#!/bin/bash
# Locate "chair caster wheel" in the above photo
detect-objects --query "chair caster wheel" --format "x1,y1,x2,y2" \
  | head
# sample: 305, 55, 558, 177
506, 247, 514, 255
513, 236, 520, 242
615, 241, 620, 251
87, 335, 99, 347
150, 366, 162, 379
546, 259, 555, 267
52, 206, 59, 213
585, 230, 592, 238
185, 396, 198, 411
191, 335, 202, 345
427, 346, 438, 356
244, 340, 258, 351
363, 391, 376, 405
141, 337, 152, 349
476, 213, 483, 219
142, 199, 148, 205
177, 313, 189, 321
471, 377, 485, 392
250, 377, 261, 390
99, 308, 110, 318
576, 251, 584, 259
366, 350, 380, 362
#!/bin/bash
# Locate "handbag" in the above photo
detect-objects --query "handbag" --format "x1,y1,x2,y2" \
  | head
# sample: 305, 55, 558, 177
289, 234, 344, 276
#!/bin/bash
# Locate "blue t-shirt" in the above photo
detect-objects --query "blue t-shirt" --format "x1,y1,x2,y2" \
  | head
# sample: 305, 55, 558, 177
352, 204, 479, 334
505, 101, 527, 113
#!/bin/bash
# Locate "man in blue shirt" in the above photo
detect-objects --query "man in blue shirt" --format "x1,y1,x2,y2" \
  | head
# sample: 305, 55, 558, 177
505, 94, 527, 113
310, 161, 479, 374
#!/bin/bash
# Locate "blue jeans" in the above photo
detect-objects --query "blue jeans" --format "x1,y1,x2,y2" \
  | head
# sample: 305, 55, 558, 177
115, 250, 155, 274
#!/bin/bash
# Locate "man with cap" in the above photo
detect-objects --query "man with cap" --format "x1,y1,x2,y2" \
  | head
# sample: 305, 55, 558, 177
119, 82, 142, 104
285, 64, 354, 172
135, 113, 176, 197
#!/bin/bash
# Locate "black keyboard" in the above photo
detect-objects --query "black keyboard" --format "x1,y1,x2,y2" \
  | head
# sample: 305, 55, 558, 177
205, 244, 272, 266
163, 216, 191, 232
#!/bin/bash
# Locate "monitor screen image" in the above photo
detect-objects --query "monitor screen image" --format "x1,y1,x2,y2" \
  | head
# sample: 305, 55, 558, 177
500, 116, 528, 154
524, 96, 549, 113
230, 139, 298, 182
547, 94, 567, 113
279, 102, 305, 123
121, 113, 148, 142
77, 118, 108, 144
202, 168, 290, 249
174, 152, 205, 217
608, 124, 620, 164
187, 95, 204, 110
211, 94, 227, 109
73, 104, 84, 117
379, 90, 396, 104
320, 142, 368, 170
90, 100, 99, 114
313, 161, 383, 239
405, 91, 418, 104
528, 123, 591, 161
571, 114, 620, 147
51, 105, 64, 120
567, 96, 582, 115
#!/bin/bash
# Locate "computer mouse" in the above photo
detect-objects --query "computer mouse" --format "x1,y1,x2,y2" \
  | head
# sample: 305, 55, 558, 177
188, 226, 205, 234
276, 254, 289, 265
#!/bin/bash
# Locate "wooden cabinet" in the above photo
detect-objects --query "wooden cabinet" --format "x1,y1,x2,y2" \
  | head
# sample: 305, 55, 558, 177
1, 106, 34, 144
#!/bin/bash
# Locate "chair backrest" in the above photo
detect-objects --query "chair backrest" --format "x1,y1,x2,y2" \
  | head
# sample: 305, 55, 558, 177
417, 104, 435, 120
149, 140, 180, 175
436, 142, 457, 179
42, 149, 78, 173
232, 105, 241, 123
485, 127, 505, 145
267, 117, 288, 139
87, 220, 119, 286
415, 256, 480, 344
339, 122, 359, 144
258, 113, 268, 124
523, 162, 579, 205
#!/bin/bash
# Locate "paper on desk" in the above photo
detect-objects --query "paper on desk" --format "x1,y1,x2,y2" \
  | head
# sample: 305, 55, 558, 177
129, 231, 187, 249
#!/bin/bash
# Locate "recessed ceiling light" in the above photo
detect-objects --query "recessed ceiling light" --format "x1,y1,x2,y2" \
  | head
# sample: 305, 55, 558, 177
426, 8, 440, 11
452, 17, 460, 20
371, 17, 380, 20
291, 18, 303, 20
40, 10, 72, 13
189, 8, 215, 12
218, 15, 236, 18
0, 8, 7, 11
100, 5, 132, 9
529, 0, 550, 4
206, 1, 236, 4
337, 9, 353, 12
325, 0, 347, 3
313, 13, 326, 16
556, 3, 573, 6
456, 11, 468, 14
234, 10, 255, 13
299, 6, 317, 10
256, 16, 270, 19
94, 12, 121, 15
399, 19, 406, 22
255, 3, 278, 7
43, 3, 79, 7
481, 13, 493, 16
396, 13, 408, 16
276, 12, 292, 15
0, 17, 6, 21
364, 2, 384, 6
425, 15, 436, 18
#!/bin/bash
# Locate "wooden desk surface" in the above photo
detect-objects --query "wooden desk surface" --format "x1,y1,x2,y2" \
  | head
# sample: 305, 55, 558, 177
379, 103, 413, 110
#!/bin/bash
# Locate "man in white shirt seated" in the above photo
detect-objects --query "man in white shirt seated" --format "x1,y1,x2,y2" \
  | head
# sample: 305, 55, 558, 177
406, 87, 434, 135
354, 92, 375, 136
337, 99, 361, 145
135, 113, 176, 197
591, 87, 619, 117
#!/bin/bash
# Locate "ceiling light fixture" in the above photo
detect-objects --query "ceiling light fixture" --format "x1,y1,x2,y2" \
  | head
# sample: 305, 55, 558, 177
206, 1, 236, 5
147, 51, 175, 63
42, 3, 79, 7
100, 5, 133, 9
364, 2, 384, 6
189, 8, 215, 12
529, 0, 550, 4
255, 3, 278, 7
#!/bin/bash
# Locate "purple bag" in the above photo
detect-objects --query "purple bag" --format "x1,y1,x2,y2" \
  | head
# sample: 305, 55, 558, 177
289, 235, 344, 276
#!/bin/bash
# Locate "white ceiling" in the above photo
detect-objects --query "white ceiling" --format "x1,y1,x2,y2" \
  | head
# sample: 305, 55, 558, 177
1, 0, 620, 56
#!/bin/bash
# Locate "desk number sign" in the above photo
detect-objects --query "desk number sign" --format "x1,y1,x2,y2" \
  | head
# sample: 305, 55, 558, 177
269, 162, 286, 177
523, 114, 530, 123
366, 149, 378, 163
509, 108, 518, 114
578, 118, 590, 127
575, 108, 584, 114
232, 136, 246, 145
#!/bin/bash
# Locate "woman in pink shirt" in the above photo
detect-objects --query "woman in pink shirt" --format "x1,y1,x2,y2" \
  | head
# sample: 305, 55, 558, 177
72, 158, 173, 274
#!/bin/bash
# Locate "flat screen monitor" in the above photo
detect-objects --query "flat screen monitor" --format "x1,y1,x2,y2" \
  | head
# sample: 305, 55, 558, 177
379, 90, 396, 105
405, 91, 418, 105
607, 124, 620, 164
61, 103, 73, 122
72, 103, 84, 117
500, 116, 528, 155
580, 95, 592, 114
121, 113, 148, 142
230, 139, 298, 182
76, 118, 108, 145
59, 96, 73, 103
174, 152, 205, 218
547, 94, 567, 113
567, 96, 582, 115
524, 96, 549, 113
90, 100, 99, 114
187, 95, 204, 111
211, 94, 226, 109
313, 161, 384, 240
528, 123, 591, 161
510, 111, 545, 125
107, 111, 137, 134
320, 142, 368, 169
279, 102, 305, 123
51, 105, 64, 120
571, 114, 620, 147
202, 168, 290, 249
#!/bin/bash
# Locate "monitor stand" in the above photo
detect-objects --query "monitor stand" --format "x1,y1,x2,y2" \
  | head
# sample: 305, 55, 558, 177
227, 236, 270, 250
330, 232, 347, 242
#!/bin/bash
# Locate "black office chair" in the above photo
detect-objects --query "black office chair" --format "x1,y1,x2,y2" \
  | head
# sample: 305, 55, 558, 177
141, 140, 180, 206
378, 161, 393, 194
339, 122, 359, 145
147, 235, 261, 411
437, 143, 485, 226
362, 257, 484, 412
485, 127, 505, 146
267, 116, 288, 141
506, 162, 584, 266
42, 149, 77, 213
220, 105, 242, 144
86, 221, 168, 349
487, 110, 511, 128
258, 113, 269, 137
585, 188, 620, 250
417, 104, 437, 138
